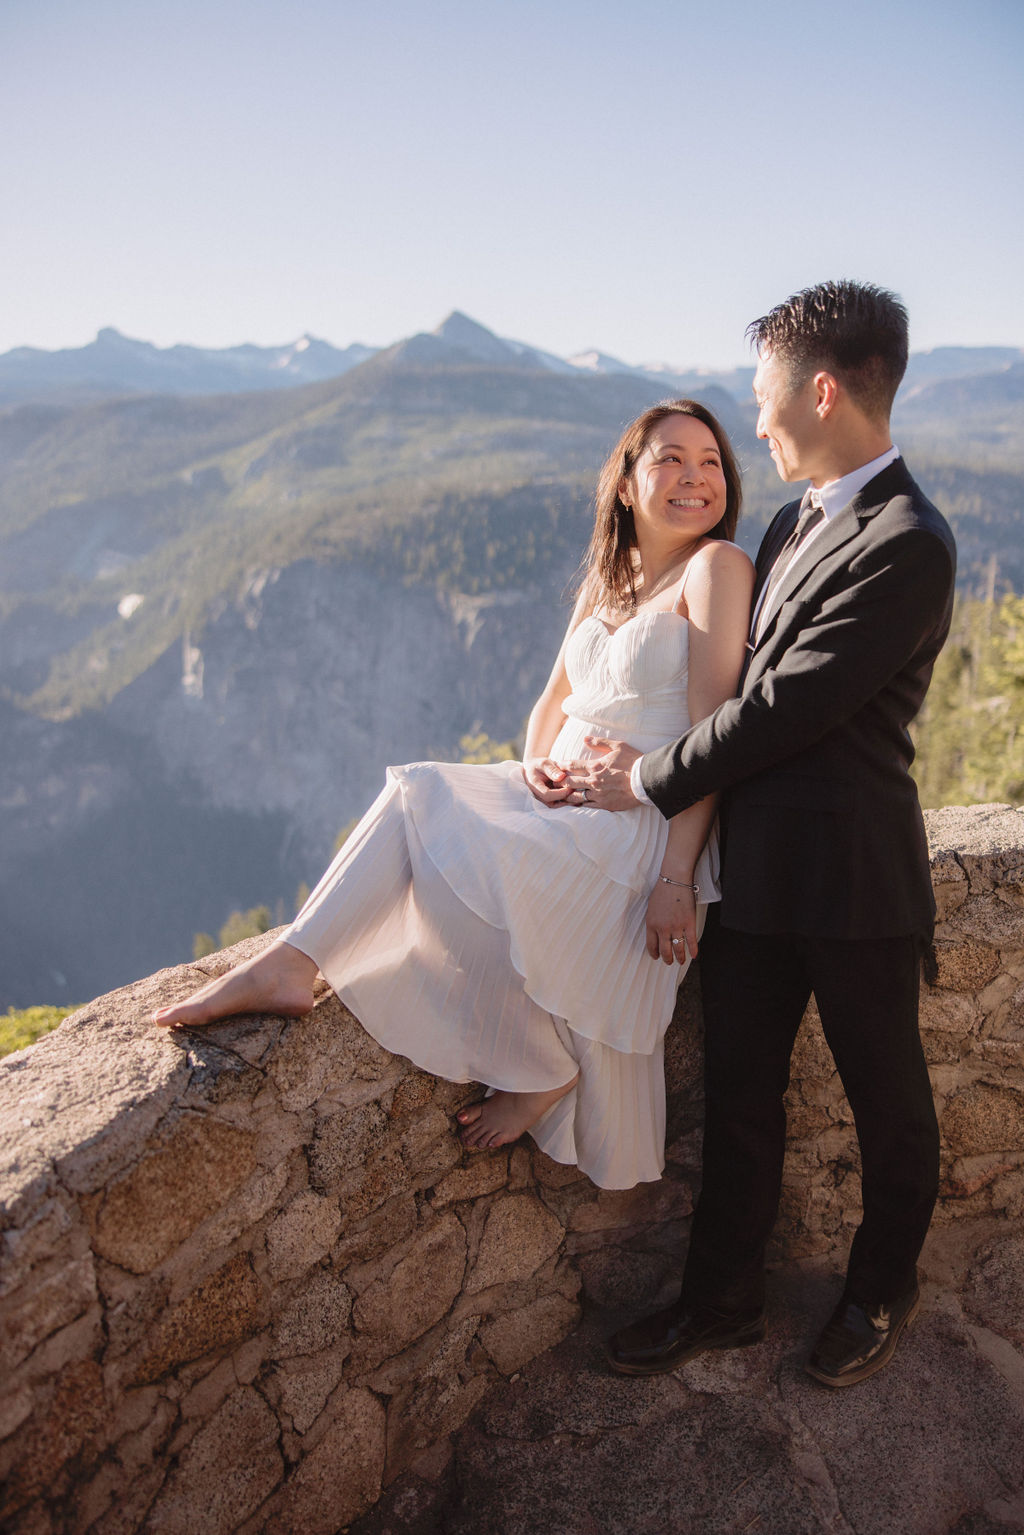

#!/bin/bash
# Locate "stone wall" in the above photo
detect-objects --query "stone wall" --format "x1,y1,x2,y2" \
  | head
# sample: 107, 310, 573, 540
1, 803, 1021, 1534
774, 803, 1024, 1257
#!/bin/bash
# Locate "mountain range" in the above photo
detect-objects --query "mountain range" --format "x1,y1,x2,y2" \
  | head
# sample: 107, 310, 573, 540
1, 313, 1021, 1008
7, 309, 1020, 409
0, 310, 749, 404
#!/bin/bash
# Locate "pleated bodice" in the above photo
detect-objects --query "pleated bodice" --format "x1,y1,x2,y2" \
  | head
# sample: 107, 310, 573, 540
561, 609, 693, 753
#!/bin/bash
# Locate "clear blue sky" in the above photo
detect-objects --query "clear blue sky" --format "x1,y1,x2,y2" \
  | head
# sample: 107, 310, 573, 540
4, 0, 1023, 369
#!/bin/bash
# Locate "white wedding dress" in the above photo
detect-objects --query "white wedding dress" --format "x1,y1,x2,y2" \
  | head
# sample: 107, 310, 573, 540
287, 608, 719, 1188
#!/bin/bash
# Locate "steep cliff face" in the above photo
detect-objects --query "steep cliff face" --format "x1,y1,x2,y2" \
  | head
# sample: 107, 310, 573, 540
0, 557, 573, 1008
108, 557, 572, 863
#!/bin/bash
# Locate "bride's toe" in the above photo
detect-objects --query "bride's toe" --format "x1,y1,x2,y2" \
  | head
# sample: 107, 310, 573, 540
459, 1113, 499, 1150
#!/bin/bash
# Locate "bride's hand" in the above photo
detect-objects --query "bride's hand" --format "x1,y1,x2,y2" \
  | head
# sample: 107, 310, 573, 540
645, 878, 698, 965
560, 737, 641, 811
522, 757, 576, 805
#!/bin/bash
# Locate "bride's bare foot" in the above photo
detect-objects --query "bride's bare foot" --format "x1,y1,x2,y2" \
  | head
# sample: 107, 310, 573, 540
151, 941, 319, 1029
457, 1073, 579, 1151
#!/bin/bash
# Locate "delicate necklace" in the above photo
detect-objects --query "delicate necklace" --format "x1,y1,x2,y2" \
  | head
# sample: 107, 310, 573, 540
636, 549, 696, 608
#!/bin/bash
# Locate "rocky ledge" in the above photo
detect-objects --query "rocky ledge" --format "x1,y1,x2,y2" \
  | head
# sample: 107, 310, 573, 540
0, 803, 1022, 1534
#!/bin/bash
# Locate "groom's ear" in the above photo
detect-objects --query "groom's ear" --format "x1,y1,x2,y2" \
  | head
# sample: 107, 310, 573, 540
812, 370, 840, 420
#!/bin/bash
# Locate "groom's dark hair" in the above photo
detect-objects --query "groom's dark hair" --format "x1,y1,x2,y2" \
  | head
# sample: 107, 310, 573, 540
747, 280, 909, 421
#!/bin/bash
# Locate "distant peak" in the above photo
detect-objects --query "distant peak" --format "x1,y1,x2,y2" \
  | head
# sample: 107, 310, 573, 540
567, 349, 607, 371
95, 327, 152, 352
425, 311, 521, 367
432, 311, 498, 343
567, 348, 636, 376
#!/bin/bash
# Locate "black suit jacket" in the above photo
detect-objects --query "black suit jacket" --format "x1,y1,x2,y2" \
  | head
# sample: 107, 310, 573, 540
640, 458, 956, 938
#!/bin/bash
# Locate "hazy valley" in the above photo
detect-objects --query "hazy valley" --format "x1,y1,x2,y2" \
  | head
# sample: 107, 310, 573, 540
1, 314, 1022, 1007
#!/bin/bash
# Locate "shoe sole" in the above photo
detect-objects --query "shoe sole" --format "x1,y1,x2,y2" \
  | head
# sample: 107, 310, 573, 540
606, 1319, 766, 1377
804, 1294, 921, 1388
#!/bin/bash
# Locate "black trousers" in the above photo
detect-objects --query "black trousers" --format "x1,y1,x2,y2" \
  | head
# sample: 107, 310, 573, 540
681, 909, 940, 1312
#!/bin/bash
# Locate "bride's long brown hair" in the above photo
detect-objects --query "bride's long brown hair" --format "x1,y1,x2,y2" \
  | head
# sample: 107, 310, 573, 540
580, 399, 743, 615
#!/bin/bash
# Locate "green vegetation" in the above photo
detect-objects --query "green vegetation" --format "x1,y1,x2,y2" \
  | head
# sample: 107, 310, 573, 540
913, 594, 1024, 808
333, 819, 361, 854
218, 905, 273, 947
458, 731, 518, 763
0, 1004, 79, 1058
192, 904, 272, 959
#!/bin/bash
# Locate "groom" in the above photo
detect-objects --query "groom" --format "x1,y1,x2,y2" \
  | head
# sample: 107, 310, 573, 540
571, 280, 956, 1386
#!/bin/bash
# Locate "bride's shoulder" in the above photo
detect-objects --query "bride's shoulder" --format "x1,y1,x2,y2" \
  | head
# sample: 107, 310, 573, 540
676, 540, 755, 624
684, 539, 755, 593
693, 539, 754, 574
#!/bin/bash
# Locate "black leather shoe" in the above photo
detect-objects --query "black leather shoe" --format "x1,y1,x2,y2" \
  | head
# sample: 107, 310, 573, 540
805, 1280, 920, 1388
605, 1301, 766, 1376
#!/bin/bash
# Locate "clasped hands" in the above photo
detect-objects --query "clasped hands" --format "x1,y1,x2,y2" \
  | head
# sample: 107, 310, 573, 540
522, 740, 696, 963
522, 736, 641, 811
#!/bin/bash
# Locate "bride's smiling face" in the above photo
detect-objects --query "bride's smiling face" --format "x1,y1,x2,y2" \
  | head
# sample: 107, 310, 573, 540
620, 414, 727, 546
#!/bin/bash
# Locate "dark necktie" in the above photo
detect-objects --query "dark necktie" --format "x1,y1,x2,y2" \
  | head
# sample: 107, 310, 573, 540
752, 492, 826, 642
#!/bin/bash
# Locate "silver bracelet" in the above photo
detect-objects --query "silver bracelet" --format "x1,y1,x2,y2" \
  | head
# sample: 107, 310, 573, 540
659, 875, 700, 895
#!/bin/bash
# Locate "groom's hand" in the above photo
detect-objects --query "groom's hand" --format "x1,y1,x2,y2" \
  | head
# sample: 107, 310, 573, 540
564, 737, 642, 811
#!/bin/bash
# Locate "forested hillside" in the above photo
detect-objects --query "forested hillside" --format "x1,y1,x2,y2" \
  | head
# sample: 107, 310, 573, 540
913, 594, 1024, 808
1, 317, 1021, 1006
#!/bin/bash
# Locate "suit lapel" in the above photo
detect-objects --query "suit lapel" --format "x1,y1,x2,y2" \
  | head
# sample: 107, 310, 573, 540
750, 500, 800, 612
753, 503, 862, 643
749, 458, 913, 657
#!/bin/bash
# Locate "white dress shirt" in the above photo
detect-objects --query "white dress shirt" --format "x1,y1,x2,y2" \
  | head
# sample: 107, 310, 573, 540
628, 445, 901, 807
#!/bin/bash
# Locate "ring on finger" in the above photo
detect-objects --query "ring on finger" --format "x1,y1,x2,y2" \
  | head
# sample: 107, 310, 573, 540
670, 937, 683, 946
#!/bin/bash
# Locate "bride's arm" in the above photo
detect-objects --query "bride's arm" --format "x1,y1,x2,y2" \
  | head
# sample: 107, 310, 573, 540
646, 542, 754, 964
522, 587, 593, 805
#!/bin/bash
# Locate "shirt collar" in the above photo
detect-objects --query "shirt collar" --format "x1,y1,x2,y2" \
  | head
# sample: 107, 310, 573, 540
811, 445, 900, 521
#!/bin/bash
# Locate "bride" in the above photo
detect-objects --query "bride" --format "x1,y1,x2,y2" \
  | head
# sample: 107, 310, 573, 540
154, 400, 754, 1190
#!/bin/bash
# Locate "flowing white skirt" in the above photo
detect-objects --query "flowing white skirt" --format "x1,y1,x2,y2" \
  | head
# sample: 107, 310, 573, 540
288, 719, 718, 1188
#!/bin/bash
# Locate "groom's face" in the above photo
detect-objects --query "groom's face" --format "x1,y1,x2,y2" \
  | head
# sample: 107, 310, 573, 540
753, 351, 819, 484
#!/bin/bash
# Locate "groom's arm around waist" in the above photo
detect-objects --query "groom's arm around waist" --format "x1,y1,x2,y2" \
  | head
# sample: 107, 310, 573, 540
641, 525, 955, 820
